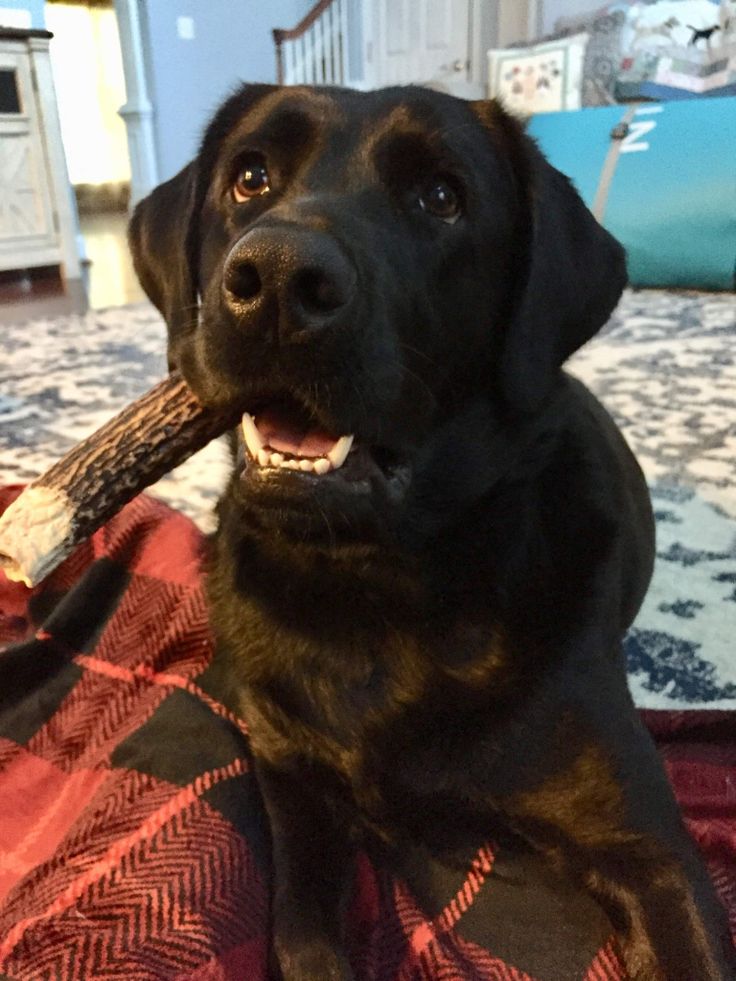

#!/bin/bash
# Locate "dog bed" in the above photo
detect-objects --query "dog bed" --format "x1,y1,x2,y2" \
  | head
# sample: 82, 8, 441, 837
0, 486, 734, 980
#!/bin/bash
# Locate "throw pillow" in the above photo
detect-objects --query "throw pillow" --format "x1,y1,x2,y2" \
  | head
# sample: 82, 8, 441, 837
487, 33, 589, 116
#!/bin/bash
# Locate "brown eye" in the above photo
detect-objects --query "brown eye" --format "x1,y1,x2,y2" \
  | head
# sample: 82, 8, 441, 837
419, 179, 461, 224
233, 156, 270, 201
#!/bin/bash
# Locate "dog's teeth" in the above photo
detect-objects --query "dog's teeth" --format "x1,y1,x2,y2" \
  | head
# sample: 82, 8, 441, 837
327, 435, 354, 470
242, 413, 263, 459
243, 412, 352, 476
244, 436, 346, 475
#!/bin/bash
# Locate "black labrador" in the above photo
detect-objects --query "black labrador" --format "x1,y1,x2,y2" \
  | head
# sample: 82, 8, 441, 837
129, 84, 735, 980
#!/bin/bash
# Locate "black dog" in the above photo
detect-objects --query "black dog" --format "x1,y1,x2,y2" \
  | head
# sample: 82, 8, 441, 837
129, 84, 735, 980
687, 23, 722, 46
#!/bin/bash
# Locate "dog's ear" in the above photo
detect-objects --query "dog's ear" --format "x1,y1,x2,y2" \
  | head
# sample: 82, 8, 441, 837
128, 164, 198, 366
475, 102, 627, 413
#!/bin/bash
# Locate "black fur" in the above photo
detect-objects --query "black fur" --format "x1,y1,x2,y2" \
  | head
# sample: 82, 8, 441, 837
129, 84, 735, 980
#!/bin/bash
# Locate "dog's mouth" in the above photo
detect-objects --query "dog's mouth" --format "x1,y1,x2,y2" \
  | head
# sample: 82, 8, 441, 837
241, 399, 354, 476
237, 394, 410, 495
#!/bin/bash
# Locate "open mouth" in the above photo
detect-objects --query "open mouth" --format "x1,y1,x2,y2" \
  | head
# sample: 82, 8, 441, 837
240, 397, 355, 476
237, 394, 410, 499
233, 392, 413, 541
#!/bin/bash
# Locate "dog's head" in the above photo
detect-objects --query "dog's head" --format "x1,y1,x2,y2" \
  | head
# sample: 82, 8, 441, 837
130, 84, 625, 547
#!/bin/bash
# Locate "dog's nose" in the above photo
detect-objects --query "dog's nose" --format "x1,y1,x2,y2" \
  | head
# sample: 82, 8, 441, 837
223, 226, 356, 337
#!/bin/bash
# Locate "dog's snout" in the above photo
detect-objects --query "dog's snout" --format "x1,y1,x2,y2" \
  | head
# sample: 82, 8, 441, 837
223, 226, 356, 337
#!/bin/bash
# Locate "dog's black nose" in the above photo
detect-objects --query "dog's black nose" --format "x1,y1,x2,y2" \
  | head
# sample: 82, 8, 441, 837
223, 226, 356, 338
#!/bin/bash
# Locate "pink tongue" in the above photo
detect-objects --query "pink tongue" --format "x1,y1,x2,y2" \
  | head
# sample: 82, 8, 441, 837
256, 406, 337, 458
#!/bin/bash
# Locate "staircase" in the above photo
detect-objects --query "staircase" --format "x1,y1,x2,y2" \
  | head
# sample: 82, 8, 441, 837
273, 0, 495, 99
273, 0, 351, 87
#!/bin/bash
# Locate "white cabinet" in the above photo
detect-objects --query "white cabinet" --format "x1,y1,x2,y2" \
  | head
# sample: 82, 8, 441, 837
0, 28, 80, 279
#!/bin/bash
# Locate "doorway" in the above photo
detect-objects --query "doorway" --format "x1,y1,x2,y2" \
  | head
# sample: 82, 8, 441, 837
371, 0, 491, 99
45, 0, 142, 308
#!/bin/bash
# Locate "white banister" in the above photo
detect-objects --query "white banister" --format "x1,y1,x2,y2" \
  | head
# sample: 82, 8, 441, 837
273, 0, 348, 87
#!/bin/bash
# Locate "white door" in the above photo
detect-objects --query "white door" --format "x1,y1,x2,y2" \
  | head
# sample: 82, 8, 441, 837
372, 0, 482, 99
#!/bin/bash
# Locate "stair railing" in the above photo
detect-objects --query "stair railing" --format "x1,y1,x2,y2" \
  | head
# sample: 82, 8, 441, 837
273, 0, 349, 86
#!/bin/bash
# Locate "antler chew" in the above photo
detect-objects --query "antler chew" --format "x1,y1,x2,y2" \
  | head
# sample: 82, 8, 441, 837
0, 372, 239, 587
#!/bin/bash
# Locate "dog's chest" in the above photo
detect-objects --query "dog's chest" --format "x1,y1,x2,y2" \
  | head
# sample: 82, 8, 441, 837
239, 627, 433, 776
267, 655, 390, 737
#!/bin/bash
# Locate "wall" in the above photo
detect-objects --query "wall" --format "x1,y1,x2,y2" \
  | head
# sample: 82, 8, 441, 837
0, 0, 45, 28
140, 0, 312, 181
541, 0, 603, 34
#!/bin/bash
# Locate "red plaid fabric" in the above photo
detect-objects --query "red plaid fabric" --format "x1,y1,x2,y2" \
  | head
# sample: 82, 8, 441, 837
0, 486, 732, 979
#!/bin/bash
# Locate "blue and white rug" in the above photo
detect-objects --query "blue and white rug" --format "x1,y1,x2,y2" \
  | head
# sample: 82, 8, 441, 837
571, 290, 736, 710
1, 289, 734, 710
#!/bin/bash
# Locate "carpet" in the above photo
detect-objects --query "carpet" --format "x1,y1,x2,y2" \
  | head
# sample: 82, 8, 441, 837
1, 289, 734, 710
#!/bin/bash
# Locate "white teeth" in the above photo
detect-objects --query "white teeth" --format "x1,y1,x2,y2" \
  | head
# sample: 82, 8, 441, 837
242, 414, 263, 458
327, 434, 354, 470
242, 412, 355, 477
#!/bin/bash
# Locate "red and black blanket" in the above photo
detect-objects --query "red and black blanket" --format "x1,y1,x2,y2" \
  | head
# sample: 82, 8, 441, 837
0, 486, 734, 980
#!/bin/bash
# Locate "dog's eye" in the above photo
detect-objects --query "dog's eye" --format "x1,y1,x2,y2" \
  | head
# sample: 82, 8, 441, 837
419, 179, 461, 224
232, 156, 270, 202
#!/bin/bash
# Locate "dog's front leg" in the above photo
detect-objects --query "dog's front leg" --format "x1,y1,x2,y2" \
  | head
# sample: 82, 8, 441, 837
508, 730, 735, 980
581, 838, 735, 981
255, 760, 356, 981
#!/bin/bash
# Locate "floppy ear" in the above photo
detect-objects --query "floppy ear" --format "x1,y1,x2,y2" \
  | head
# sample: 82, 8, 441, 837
477, 103, 627, 413
128, 163, 198, 368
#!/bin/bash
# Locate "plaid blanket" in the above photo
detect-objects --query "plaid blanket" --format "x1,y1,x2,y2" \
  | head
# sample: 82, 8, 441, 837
1, 486, 734, 981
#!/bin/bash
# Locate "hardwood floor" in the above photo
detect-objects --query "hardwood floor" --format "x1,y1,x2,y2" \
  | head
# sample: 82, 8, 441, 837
0, 211, 146, 324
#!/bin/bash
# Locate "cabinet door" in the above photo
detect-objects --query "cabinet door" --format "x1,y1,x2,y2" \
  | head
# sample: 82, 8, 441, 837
0, 47, 59, 271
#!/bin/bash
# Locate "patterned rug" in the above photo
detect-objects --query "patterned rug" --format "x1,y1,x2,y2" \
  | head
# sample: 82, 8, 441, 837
1, 289, 734, 710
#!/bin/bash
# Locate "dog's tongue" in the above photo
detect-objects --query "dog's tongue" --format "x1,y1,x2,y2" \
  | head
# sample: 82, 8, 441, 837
255, 405, 337, 458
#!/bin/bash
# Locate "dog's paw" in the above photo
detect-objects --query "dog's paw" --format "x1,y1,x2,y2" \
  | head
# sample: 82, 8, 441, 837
272, 938, 354, 981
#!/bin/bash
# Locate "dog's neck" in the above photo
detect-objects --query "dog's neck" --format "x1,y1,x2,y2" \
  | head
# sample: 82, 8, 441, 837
205, 378, 589, 700
209, 516, 426, 640
209, 384, 574, 643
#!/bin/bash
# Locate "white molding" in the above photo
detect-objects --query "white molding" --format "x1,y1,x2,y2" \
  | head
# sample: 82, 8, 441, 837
527, 0, 542, 41
469, 0, 498, 98
113, 0, 159, 206
496, 0, 533, 47
360, 0, 376, 90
